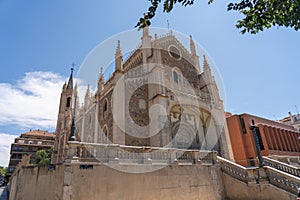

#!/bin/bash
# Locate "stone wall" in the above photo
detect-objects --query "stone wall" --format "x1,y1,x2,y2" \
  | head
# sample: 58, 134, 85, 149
9, 163, 224, 200
9, 165, 64, 200
9, 160, 299, 200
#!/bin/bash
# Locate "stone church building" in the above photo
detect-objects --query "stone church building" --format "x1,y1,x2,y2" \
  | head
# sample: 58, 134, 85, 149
9, 28, 298, 200
51, 27, 233, 164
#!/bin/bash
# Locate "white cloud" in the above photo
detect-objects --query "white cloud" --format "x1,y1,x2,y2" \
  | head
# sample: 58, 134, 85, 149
0, 71, 66, 129
0, 133, 16, 166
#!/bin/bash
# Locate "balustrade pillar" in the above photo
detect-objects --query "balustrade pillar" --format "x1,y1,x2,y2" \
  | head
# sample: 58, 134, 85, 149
65, 141, 80, 163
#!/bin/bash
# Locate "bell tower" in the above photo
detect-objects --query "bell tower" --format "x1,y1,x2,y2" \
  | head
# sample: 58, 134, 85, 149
52, 67, 74, 164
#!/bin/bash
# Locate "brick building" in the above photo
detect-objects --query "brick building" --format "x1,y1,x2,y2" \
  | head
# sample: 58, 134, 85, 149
7, 130, 55, 176
226, 113, 300, 167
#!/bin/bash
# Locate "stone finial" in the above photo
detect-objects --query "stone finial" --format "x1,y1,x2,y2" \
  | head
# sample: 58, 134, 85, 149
190, 35, 197, 56
115, 40, 122, 58
115, 40, 123, 71
203, 55, 210, 72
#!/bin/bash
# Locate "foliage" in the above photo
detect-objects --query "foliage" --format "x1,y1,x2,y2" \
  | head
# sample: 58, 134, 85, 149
35, 147, 53, 166
0, 166, 8, 183
136, 0, 300, 34
0, 166, 8, 176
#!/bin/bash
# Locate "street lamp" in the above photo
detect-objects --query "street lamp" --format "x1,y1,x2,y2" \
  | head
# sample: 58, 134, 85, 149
250, 121, 265, 167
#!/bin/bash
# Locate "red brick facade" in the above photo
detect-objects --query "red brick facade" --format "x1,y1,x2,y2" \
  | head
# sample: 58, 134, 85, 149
226, 113, 300, 166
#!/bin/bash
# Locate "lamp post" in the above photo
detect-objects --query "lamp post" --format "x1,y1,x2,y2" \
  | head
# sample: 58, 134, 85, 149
250, 122, 265, 167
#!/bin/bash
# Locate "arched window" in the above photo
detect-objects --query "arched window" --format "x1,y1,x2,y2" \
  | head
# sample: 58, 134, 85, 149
173, 68, 182, 84
66, 97, 71, 108
103, 126, 108, 136
103, 99, 108, 113
102, 126, 112, 143
173, 71, 178, 83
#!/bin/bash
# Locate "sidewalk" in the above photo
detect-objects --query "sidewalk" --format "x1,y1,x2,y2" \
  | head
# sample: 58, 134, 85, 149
0, 186, 8, 200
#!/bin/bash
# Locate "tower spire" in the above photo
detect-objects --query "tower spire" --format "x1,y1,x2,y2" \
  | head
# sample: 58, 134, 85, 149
67, 65, 75, 89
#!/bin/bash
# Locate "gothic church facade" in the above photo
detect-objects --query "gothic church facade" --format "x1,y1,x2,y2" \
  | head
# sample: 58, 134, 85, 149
52, 28, 233, 164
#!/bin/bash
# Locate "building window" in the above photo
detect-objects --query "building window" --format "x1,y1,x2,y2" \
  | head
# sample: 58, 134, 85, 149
103, 99, 108, 112
12, 146, 23, 151
28, 141, 33, 144
66, 97, 71, 108
103, 126, 109, 143
249, 157, 255, 166
18, 140, 24, 144
139, 99, 146, 109
172, 68, 182, 85
9, 167, 14, 173
173, 71, 178, 84
168, 45, 181, 60
239, 115, 247, 134
37, 141, 42, 145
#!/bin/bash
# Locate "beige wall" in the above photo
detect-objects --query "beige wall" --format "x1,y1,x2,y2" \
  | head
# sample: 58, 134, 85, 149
9, 165, 64, 200
70, 164, 224, 200
9, 163, 224, 200
9, 162, 298, 200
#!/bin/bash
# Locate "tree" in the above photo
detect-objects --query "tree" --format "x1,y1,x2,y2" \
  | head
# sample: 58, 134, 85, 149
0, 166, 8, 185
35, 147, 53, 166
136, 0, 300, 34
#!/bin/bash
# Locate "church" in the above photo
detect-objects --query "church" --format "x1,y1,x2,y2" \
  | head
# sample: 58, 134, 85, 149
8, 28, 299, 200
51, 27, 233, 164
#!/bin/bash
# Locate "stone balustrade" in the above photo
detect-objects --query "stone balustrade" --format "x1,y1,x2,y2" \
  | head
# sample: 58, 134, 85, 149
217, 156, 251, 183
266, 166, 300, 195
217, 156, 300, 195
263, 156, 300, 178
67, 141, 217, 165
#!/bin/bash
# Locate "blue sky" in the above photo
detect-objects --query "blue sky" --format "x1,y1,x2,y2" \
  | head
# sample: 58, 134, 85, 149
0, 1, 299, 166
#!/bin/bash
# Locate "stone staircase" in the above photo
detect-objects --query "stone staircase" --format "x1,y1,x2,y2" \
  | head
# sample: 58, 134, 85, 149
217, 156, 300, 198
